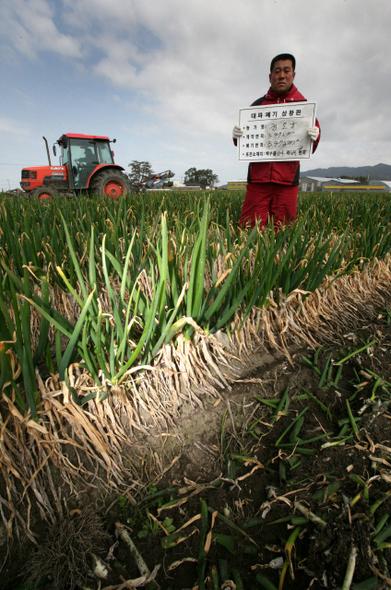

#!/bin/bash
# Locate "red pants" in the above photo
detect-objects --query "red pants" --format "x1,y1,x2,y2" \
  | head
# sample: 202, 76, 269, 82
239, 182, 299, 230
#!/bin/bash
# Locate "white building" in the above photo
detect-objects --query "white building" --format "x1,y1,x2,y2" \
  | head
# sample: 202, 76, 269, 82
299, 176, 391, 192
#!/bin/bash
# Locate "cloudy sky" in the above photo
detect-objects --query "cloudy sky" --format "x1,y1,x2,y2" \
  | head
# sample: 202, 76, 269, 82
1, 0, 390, 190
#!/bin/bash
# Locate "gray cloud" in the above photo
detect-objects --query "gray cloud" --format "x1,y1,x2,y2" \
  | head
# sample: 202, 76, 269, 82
0, 0, 82, 60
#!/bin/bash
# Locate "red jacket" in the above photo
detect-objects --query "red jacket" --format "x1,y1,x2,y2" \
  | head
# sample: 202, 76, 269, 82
235, 84, 321, 186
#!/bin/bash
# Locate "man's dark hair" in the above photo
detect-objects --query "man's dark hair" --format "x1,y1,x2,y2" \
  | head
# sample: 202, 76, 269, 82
270, 53, 296, 72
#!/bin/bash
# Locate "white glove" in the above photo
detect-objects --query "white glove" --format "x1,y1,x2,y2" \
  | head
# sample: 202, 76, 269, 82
232, 125, 243, 139
308, 126, 319, 141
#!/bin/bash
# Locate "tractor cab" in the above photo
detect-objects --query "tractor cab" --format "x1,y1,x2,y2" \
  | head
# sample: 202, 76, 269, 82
57, 134, 116, 190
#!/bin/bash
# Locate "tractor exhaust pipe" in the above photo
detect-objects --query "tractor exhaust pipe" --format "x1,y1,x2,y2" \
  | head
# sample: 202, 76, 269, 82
43, 136, 52, 166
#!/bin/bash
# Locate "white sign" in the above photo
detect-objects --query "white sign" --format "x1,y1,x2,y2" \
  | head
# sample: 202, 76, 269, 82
238, 101, 317, 162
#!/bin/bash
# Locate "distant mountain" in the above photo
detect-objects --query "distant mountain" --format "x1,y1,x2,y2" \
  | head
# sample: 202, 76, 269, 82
301, 163, 391, 180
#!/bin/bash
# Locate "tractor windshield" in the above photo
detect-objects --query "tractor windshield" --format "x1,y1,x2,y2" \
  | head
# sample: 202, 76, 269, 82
70, 141, 95, 162
67, 139, 98, 189
95, 141, 114, 164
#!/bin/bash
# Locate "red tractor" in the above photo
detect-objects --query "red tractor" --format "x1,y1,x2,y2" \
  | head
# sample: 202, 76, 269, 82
20, 133, 131, 199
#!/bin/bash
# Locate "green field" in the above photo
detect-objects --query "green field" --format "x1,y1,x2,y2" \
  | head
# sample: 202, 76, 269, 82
1, 189, 391, 417
1, 189, 391, 589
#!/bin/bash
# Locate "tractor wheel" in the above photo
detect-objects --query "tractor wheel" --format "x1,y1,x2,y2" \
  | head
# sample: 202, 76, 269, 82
30, 186, 57, 200
90, 170, 130, 198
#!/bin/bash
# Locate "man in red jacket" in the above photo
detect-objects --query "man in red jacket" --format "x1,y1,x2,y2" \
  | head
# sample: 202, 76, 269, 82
233, 53, 321, 230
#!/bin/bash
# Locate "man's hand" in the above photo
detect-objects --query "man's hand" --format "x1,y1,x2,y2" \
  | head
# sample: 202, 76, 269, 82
232, 125, 243, 139
308, 127, 319, 141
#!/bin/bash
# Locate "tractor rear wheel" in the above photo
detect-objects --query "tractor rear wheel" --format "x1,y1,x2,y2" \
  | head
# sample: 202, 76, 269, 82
90, 170, 130, 198
30, 186, 57, 200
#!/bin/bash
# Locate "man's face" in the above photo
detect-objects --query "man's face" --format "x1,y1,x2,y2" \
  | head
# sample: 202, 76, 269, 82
269, 59, 295, 95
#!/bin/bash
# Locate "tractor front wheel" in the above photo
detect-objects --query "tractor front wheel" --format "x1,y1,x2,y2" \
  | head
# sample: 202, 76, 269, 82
30, 186, 57, 200
90, 170, 130, 198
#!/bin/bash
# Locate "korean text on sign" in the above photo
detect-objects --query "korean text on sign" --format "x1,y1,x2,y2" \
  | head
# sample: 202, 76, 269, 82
237, 101, 317, 162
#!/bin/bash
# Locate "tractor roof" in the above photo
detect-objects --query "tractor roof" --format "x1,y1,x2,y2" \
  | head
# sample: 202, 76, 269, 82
58, 133, 111, 143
